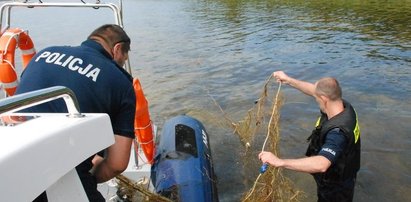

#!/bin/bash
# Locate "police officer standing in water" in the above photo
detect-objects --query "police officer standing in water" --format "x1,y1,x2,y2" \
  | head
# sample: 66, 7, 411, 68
259, 71, 361, 202
16, 24, 135, 202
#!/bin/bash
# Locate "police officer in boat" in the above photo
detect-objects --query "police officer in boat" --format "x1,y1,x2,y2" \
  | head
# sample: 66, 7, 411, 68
16, 24, 135, 202
259, 71, 361, 202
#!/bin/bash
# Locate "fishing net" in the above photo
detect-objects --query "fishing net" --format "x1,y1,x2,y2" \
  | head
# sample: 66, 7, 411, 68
212, 76, 304, 202
114, 174, 173, 202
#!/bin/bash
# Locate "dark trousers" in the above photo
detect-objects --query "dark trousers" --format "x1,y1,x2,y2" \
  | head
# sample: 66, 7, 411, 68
316, 177, 356, 202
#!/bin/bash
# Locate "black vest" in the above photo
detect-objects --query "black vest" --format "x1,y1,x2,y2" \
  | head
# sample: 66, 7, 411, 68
306, 100, 361, 183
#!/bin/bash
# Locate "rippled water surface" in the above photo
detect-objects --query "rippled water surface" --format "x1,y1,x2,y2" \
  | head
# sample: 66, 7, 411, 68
5, 0, 411, 201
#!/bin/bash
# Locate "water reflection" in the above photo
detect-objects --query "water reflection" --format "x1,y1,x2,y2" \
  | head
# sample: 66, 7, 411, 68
184, 0, 411, 101
217, 0, 411, 43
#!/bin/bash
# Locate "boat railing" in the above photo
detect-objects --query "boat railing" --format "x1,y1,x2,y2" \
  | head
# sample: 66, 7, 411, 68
0, 0, 123, 32
0, 85, 83, 118
0, 0, 132, 74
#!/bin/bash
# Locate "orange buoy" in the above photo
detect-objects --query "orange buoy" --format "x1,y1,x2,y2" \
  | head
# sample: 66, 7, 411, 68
0, 115, 27, 125
0, 28, 36, 96
133, 78, 155, 164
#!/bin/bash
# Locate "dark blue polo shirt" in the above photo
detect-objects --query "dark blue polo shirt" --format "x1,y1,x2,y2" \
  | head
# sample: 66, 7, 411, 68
16, 39, 136, 202
16, 39, 135, 138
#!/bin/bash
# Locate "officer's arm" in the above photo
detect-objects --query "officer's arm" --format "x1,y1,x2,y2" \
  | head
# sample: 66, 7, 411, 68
259, 151, 331, 173
92, 134, 132, 183
286, 77, 316, 97
272, 71, 316, 97
279, 155, 332, 173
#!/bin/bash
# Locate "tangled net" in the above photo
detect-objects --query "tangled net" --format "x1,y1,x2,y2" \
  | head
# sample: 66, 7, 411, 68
212, 76, 304, 202
114, 174, 173, 202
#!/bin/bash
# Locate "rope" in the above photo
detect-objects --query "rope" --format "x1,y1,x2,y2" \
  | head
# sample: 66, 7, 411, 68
261, 81, 282, 152
243, 77, 282, 201
136, 147, 150, 164
136, 138, 154, 145
134, 120, 155, 145
2, 31, 19, 56
134, 120, 152, 130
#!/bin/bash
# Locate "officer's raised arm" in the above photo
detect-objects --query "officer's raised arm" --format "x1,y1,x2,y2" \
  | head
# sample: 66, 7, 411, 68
272, 71, 316, 97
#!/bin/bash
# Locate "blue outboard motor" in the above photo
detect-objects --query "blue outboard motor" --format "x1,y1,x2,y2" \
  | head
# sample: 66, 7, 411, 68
151, 115, 219, 202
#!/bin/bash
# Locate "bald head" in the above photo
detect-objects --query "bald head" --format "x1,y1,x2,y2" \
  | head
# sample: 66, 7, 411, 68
315, 77, 342, 101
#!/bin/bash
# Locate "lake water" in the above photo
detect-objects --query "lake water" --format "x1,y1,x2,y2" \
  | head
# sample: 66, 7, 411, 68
3, 0, 410, 201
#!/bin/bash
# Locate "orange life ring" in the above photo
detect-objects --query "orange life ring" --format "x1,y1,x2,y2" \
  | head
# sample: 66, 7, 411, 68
0, 115, 27, 125
0, 28, 36, 96
133, 78, 155, 164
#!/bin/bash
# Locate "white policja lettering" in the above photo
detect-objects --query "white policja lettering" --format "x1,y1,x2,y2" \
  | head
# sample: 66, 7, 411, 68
35, 51, 100, 82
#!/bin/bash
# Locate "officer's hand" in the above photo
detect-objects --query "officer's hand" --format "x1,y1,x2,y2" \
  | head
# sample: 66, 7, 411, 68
272, 71, 290, 84
258, 151, 284, 168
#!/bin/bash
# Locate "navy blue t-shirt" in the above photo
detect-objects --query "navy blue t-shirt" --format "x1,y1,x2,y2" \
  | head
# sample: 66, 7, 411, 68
318, 128, 347, 164
15, 39, 136, 201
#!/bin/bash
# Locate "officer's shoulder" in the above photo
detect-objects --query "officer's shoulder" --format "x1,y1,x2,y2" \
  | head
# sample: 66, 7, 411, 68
329, 128, 342, 135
